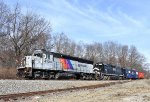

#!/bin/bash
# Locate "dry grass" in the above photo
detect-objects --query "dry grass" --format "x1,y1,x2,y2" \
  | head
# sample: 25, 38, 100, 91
0, 67, 17, 79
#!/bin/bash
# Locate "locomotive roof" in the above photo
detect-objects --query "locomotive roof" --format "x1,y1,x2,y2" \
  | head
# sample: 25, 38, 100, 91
42, 50, 93, 64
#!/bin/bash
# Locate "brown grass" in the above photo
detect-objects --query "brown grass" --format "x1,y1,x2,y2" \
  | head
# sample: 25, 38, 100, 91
0, 67, 17, 79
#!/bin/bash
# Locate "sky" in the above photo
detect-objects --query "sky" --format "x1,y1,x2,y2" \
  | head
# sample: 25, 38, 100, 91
4, 0, 150, 64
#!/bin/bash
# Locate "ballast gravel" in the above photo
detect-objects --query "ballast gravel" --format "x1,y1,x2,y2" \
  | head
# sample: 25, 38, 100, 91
0, 80, 118, 95
25, 79, 150, 102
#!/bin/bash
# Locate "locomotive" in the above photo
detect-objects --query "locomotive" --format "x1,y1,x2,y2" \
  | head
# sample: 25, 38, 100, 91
17, 49, 144, 80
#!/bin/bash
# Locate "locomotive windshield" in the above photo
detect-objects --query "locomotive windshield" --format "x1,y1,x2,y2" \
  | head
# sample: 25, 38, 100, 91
94, 63, 103, 69
33, 50, 43, 58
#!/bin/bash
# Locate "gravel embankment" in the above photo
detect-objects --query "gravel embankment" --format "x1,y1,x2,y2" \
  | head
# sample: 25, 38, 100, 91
0, 80, 118, 95
30, 79, 150, 102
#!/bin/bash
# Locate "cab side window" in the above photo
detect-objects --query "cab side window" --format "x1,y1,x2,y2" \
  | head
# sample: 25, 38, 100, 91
50, 55, 53, 61
43, 54, 46, 59
34, 53, 43, 58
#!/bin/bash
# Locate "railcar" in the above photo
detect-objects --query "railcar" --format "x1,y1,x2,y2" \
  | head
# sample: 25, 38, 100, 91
131, 70, 138, 79
138, 72, 144, 79
123, 68, 139, 79
123, 68, 132, 79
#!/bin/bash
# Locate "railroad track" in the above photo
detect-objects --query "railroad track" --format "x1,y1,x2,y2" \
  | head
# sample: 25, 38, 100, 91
0, 80, 131, 101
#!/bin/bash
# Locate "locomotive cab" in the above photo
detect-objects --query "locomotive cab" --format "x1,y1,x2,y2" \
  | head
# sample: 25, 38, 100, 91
17, 49, 54, 78
17, 55, 35, 78
93, 63, 104, 80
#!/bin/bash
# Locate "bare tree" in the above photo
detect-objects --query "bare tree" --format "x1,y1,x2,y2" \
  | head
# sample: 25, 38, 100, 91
52, 32, 67, 53
74, 41, 86, 58
67, 41, 76, 56
103, 41, 118, 65
117, 45, 129, 67
0, 1, 15, 67
0, 1, 10, 37
52, 32, 76, 56
0, 1, 147, 72
127, 45, 145, 70
0, 2, 51, 67
15, 7, 50, 60
84, 42, 103, 63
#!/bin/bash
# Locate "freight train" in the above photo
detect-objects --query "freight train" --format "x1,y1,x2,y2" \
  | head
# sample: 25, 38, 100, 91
17, 49, 144, 80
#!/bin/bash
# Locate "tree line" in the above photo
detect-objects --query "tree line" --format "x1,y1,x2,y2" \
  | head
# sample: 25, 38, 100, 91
0, 1, 147, 71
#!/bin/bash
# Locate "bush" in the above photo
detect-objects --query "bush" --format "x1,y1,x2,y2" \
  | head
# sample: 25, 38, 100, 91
0, 68, 17, 79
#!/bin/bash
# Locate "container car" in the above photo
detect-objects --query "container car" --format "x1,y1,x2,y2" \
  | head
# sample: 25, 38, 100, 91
138, 72, 144, 79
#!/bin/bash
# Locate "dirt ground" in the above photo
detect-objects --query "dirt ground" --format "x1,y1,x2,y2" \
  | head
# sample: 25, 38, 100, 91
22, 79, 150, 102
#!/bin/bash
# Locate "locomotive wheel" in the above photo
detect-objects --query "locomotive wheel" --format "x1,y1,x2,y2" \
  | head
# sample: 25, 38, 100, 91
55, 73, 59, 79
100, 73, 104, 80
107, 76, 110, 80
103, 76, 107, 80
95, 73, 100, 80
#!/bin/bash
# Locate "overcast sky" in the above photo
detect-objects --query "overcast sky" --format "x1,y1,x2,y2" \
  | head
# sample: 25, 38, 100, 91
5, 0, 150, 64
